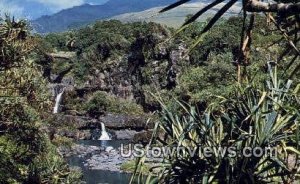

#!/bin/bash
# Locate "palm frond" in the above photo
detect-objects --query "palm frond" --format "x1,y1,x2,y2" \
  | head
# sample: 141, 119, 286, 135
159, 0, 191, 13
182, 0, 225, 27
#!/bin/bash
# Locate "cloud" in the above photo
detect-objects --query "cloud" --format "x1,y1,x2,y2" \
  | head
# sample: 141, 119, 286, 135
27, 0, 85, 11
0, 0, 24, 18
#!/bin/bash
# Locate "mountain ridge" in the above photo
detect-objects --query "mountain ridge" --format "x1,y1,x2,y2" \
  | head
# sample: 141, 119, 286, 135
109, 2, 241, 28
32, 0, 177, 33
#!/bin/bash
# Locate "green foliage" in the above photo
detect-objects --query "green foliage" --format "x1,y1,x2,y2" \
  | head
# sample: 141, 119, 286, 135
42, 20, 170, 85
73, 20, 169, 54
63, 90, 86, 113
177, 52, 236, 103
33, 137, 81, 184
84, 91, 110, 117
44, 33, 69, 51
121, 160, 150, 174
52, 58, 72, 74
0, 15, 35, 70
30, 4, 299, 184
85, 91, 144, 117
39, 15, 297, 113
178, 17, 241, 63
0, 16, 80, 183
132, 65, 300, 183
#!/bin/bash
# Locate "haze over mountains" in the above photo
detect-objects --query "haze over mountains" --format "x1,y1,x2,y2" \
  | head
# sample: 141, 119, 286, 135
32, 0, 241, 33
110, 2, 241, 28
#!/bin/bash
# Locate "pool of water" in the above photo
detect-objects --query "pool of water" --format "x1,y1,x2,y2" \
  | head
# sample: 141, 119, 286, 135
68, 140, 132, 184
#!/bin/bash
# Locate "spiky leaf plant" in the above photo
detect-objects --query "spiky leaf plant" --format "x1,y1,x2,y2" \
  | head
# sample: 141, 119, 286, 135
132, 63, 300, 184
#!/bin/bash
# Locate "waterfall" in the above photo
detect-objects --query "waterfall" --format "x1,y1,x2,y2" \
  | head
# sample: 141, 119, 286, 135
53, 89, 64, 114
99, 123, 111, 140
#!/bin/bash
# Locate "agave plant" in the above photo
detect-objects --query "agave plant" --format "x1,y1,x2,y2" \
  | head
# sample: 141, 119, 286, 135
132, 63, 300, 184
221, 63, 300, 183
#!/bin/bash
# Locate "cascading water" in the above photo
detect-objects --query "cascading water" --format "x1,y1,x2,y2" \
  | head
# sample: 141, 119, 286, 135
53, 88, 65, 114
99, 123, 111, 140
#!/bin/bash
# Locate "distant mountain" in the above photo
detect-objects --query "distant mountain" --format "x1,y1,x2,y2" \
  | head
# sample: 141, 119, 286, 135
32, 0, 242, 33
32, 0, 177, 33
109, 2, 241, 28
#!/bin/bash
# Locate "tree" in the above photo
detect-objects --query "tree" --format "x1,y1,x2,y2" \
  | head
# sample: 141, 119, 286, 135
131, 2, 300, 183
160, 0, 299, 82
0, 15, 81, 183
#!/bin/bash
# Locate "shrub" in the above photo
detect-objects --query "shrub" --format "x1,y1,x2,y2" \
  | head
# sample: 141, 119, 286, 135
85, 91, 144, 117
84, 91, 110, 117
178, 52, 235, 103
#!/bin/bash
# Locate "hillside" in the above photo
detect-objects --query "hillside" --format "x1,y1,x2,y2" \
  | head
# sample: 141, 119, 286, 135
110, 2, 241, 27
2, 1, 300, 182
32, 0, 176, 33
32, 0, 238, 33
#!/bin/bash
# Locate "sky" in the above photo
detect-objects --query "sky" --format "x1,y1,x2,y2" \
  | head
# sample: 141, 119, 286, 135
0, 0, 109, 20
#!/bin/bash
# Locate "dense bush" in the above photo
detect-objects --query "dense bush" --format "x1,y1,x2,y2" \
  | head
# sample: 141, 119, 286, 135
39, 16, 298, 114
0, 16, 81, 183
85, 91, 144, 117
178, 52, 236, 103
84, 91, 110, 117
44, 33, 69, 51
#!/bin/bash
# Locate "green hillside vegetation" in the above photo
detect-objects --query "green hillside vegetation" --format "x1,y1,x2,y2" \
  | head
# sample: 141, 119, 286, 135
131, 0, 300, 183
41, 16, 289, 108
0, 16, 81, 183
0, 3, 299, 182
109, 2, 241, 28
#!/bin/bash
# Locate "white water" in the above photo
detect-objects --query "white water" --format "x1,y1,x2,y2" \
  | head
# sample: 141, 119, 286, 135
99, 123, 111, 140
53, 89, 64, 114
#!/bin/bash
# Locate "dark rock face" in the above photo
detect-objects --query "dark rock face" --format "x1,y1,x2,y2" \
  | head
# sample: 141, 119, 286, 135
49, 115, 95, 139
166, 43, 189, 89
114, 130, 139, 140
47, 31, 188, 143
133, 131, 154, 145
73, 34, 188, 112
50, 113, 153, 141
47, 26, 189, 114
53, 113, 153, 131
49, 82, 74, 98
55, 129, 92, 140
99, 113, 154, 131
52, 115, 96, 130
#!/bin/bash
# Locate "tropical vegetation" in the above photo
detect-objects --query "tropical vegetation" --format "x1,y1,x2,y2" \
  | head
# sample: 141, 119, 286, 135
0, 16, 81, 183
131, 0, 300, 183
0, 0, 299, 183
